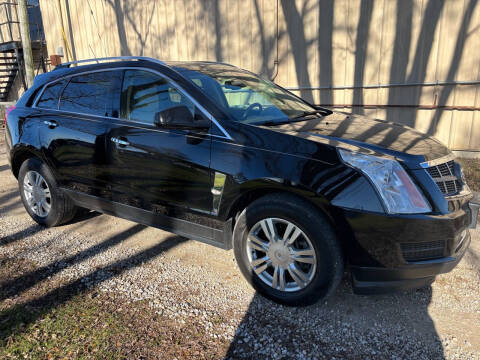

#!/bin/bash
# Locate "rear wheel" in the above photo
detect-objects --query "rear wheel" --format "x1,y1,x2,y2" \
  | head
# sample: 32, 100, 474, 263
233, 193, 343, 306
18, 158, 78, 227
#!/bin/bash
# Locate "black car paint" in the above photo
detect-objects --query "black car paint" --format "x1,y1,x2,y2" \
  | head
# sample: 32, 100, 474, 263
5, 60, 472, 293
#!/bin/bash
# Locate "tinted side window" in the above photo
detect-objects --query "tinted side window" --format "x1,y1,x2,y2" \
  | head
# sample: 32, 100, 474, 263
121, 70, 195, 125
59, 71, 122, 117
36, 79, 67, 109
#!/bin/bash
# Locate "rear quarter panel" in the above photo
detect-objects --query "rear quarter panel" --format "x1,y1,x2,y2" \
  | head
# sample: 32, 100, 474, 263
6, 107, 43, 173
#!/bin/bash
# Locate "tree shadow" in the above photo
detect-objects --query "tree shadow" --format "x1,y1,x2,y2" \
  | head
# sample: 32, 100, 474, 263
0, 232, 185, 341
65, 209, 102, 224
0, 189, 26, 214
398, 0, 445, 127
275, 0, 476, 153
352, 0, 374, 116
317, 0, 333, 106
385, 0, 414, 125
407, 0, 478, 149
198, 0, 225, 62
0, 223, 43, 247
0, 223, 147, 301
225, 278, 444, 359
0, 189, 18, 206
337, 0, 445, 150
280, 0, 314, 103
252, 0, 279, 79
103, 0, 132, 56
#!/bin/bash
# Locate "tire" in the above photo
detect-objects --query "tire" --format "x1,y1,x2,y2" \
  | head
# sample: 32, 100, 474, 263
233, 193, 343, 306
18, 158, 78, 227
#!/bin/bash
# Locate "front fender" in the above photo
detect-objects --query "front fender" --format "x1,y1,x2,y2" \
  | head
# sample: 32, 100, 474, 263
211, 140, 384, 221
218, 177, 331, 221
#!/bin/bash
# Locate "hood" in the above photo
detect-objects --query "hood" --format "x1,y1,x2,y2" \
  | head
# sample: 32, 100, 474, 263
265, 112, 450, 163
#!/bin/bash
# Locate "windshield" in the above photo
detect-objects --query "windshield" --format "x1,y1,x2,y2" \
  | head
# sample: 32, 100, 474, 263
173, 64, 325, 125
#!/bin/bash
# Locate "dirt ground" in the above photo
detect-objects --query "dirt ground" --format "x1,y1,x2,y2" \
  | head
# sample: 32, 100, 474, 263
1, 130, 479, 359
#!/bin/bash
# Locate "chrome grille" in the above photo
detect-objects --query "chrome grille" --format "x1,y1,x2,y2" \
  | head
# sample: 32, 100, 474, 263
425, 160, 461, 196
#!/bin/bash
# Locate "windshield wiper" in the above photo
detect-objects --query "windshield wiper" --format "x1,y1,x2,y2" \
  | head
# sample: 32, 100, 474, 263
291, 108, 332, 120
252, 107, 333, 126
253, 120, 291, 126
253, 115, 328, 126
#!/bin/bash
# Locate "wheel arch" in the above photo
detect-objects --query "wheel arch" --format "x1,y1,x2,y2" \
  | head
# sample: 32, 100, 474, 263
10, 146, 45, 178
222, 181, 355, 257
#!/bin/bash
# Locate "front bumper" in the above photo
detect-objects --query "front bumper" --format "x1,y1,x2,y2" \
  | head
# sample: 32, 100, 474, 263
351, 230, 470, 294
341, 193, 474, 294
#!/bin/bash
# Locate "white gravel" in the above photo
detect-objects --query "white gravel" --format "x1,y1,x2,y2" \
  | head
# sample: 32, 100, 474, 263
1, 132, 479, 359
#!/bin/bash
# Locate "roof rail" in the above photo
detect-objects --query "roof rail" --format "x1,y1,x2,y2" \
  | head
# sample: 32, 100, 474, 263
54, 56, 167, 69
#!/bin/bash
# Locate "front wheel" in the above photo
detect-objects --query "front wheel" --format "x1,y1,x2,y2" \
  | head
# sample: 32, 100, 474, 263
233, 193, 343, 306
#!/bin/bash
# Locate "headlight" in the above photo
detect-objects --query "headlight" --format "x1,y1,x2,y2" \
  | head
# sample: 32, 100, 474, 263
338, 149, 431, 214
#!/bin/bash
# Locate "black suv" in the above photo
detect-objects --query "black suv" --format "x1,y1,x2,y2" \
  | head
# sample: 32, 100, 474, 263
5, 57, 478, 305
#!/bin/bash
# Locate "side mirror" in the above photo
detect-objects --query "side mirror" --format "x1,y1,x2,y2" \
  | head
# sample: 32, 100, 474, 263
154, 105, 210, 130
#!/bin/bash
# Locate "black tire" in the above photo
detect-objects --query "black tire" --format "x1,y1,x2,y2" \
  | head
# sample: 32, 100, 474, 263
233, 193, 343, 306
18, 158, 78, 227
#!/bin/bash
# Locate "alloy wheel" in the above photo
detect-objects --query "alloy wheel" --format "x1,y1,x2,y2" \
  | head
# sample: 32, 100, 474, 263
23, 170, 52, 217
246, 218, 317, 292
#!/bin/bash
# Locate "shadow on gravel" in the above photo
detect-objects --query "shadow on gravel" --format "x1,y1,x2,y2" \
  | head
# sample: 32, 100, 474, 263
0, 190, 18, 206
66, 209, 102, 224
0, 223, 43, 247
0, 164, 9, 172
0, 232, 186, 342
225, 279, 444, 359
0, 224, 147, 302
0, 200, 23, 214
0, 209, 101, 249
0, 190, 102, 222
0, 190, 24, 214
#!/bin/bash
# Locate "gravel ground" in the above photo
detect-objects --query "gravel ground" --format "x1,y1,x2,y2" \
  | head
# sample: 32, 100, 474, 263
1, 131, 479, 359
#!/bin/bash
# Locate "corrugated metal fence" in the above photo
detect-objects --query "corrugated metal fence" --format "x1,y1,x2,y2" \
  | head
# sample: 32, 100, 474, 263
39, 0, 480, 152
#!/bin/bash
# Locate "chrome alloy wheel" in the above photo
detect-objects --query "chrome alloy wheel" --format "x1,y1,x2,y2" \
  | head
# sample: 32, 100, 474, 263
23, 170, 52, 217
246, 218, 317, 292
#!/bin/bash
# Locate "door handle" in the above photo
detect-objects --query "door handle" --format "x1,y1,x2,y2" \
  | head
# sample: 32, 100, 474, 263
111, 137, 130, 147
43, 120, 58, 128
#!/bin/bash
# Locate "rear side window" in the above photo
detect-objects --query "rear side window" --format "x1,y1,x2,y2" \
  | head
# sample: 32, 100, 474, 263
59, 71, 122, 117
121, 70, 195, 125
36, 79, 67, 109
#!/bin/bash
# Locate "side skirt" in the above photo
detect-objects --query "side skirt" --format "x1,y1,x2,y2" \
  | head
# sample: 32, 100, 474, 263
62, 189, 230, 250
